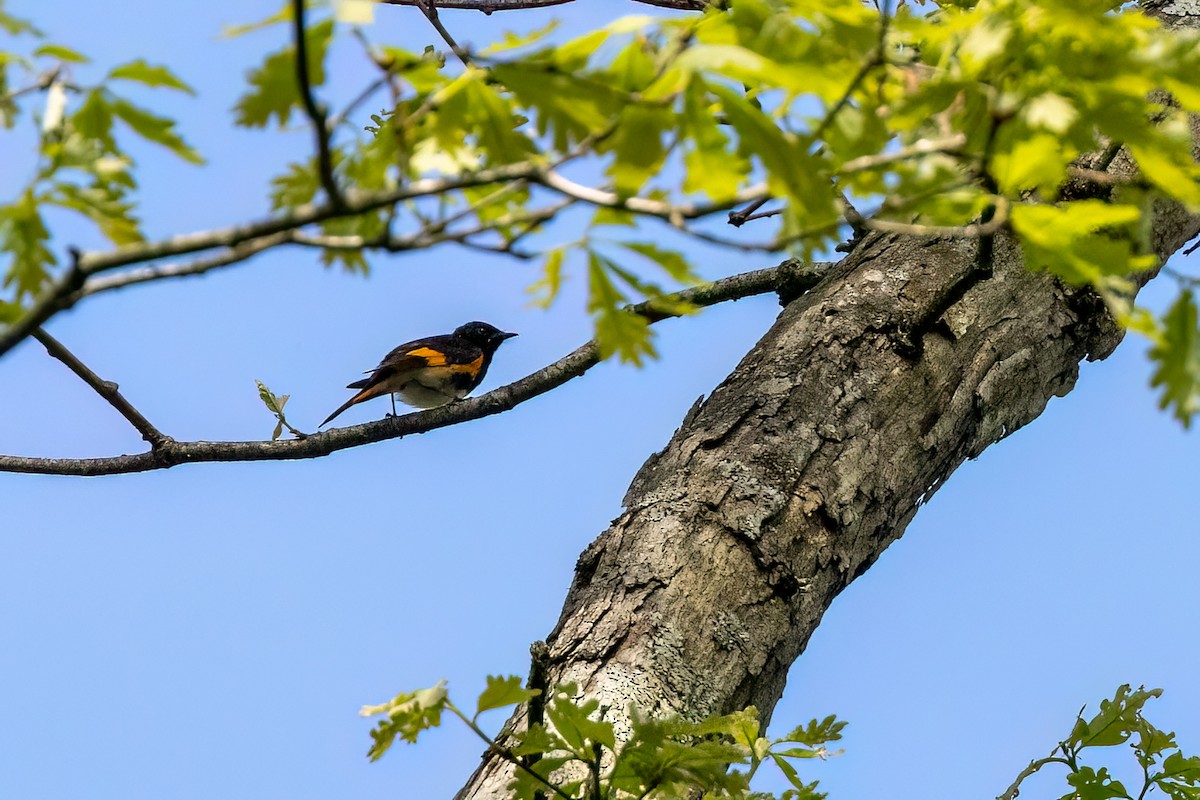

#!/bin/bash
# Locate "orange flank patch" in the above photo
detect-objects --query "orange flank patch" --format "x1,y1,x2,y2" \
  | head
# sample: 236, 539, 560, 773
447, 354, 484, 377
406, 347, 448, 366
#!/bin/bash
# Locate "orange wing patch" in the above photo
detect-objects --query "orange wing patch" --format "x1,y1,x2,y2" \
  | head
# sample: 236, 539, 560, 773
406, 346, 448, 366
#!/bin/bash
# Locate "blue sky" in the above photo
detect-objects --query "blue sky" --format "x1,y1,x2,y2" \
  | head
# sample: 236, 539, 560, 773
2, 2, 1197, 799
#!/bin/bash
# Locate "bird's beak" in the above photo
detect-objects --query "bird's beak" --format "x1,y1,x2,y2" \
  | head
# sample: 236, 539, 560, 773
499, 331, 518, 341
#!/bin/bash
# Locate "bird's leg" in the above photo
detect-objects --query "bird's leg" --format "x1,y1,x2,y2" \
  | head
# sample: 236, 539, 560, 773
390, 393, 397, 418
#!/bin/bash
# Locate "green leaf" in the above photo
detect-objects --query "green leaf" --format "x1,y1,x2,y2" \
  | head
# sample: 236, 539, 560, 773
0, 192, 57, 300
587, 251, 654, 365
682, 81, 746, 202
0, 8, 43, 37
71, 90, 114, 150
1161, 752, 1200, 783
233, 19, 333, 129
491, 62, 625, 151
221, 2, 291, 38
475, 675, 537, 720
360, 681, 448, 761
1066, 766, 1129, 800
0, 299, 23, 324
108, 96, 204, 164
479, 19, 560, 56
776, 715, 848, 748
619, 241, 699, 285
544, 686, 615, 755
255, 379, 294, 441
601, 105, 671, 196
528, 247, 565, 308
1149, 292, 1200, 427
1129, 141, 1200, 209
1068, 685, 1163, 750
33, 43, 88, 63
269, 159, 321, 210
47, 182, 143, 246
108, 59, 195, 95
709, 81, 834, 221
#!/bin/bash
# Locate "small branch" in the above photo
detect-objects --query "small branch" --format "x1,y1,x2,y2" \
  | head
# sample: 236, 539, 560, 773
728, 197, 769, 227
811, 0, 893, 142
0, 67, 62, 104
0, 260, 828, 476
327, 75, 389, 132
838, 133, 967, 174
413, 0, 472, 66
292, 0, 341, 207
379, 0, 709, 10
855, 196, 1009, 239
536, 170, 766, 223
32, 328, 169, 449
445, 701, 576, 800
78, 232, 294, 298
996, 755, 1073, 800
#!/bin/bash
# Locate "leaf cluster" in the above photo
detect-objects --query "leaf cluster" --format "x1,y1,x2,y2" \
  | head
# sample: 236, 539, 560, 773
5, 0, 1200, 420
1007, 685, 1200, 800
361, 675, 845, 800
0, 4, 200, 317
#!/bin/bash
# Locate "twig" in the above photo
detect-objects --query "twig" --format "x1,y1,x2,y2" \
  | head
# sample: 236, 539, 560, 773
32, 328, 169, 449
445, 701, 575, 800
326, 75, 390, 132
413, 0, 472, 66
292, 0, 341, 207
379, 0, 709, 9
78, 232, 295, 298
838, 133, 967, 174
0, 260, 828, 476
536, 170, 767, 223
996, 754, 1073, 800
728, 197, 769, 227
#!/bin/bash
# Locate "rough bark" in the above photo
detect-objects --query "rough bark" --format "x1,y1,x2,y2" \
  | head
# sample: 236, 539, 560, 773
456, 6, 1200, 798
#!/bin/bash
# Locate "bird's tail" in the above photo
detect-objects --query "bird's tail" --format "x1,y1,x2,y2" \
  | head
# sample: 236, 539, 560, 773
320, 383, 387, 427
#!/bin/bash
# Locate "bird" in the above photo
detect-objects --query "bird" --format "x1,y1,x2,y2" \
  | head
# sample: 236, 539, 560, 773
320, 321, 517, 427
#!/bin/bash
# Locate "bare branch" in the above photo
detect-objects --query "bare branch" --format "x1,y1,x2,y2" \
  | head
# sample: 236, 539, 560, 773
0, 259, 829, 477
838, 133, 967, 174
292, 0, 341, 206
32, 328, 168, 448
536, 171, 767, 222
379, 0, 709, 11
78, 232, 295, 298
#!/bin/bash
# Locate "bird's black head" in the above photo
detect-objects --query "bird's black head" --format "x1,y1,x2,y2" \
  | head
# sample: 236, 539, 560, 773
455, 321, 518, 351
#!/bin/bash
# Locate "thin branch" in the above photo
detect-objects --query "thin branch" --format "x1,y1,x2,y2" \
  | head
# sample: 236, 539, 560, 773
413, 0, 472, 66
0, 259, 828, 477
855, 196, 1009, 239
1, 160, 750, 360
0, 67, 62, 104
379, 0, 709, 10
536, 170, 767, 223
728, 197, 769, 227
996, 755, 1074, 800
838, 133, 967, 174
32, 328, 168, 449
326, 75, 389, 132
444, 702, 575, 800
78, 232, 295, 298
292, 0, 341, 207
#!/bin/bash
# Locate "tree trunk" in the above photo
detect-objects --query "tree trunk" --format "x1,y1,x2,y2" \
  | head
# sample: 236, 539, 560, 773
456, 6, 1200, 798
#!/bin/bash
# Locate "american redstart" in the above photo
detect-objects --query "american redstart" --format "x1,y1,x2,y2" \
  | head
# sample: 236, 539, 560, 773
320, 321, 517, 427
